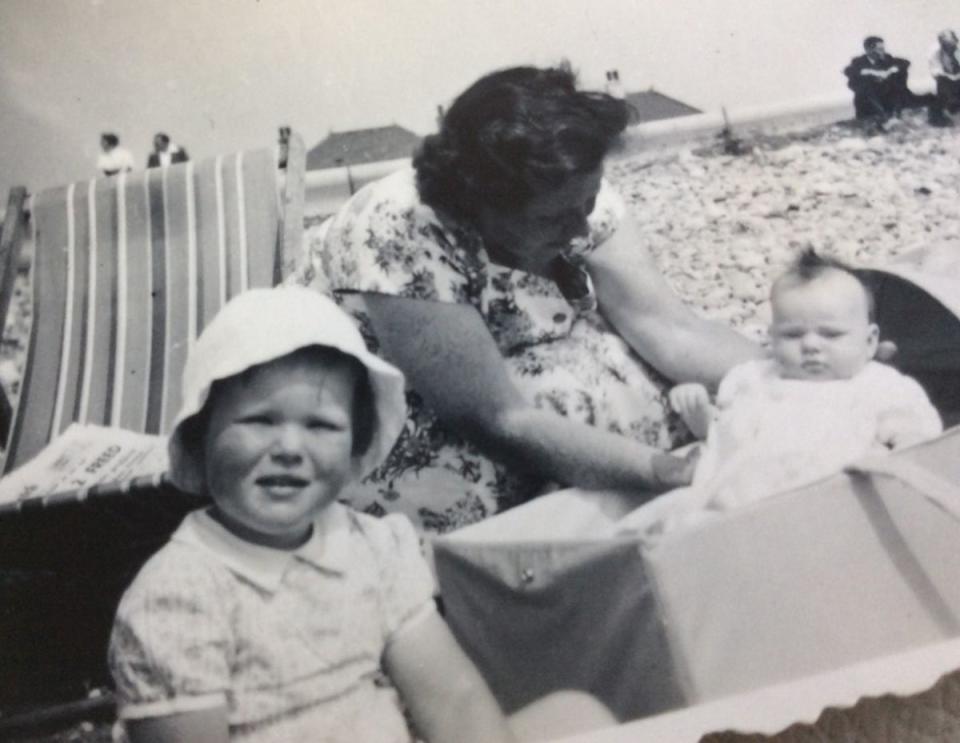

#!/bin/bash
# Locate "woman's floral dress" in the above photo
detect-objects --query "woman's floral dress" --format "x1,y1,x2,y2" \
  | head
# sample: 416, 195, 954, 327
294, 168, 685, 534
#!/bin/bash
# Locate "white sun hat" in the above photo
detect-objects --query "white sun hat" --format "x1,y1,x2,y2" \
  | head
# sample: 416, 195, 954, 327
167, 286, 406, 494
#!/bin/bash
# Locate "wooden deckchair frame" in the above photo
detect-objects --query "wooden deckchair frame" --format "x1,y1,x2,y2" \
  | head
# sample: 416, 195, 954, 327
0, 133, 306, 721
0, 188, 29, 443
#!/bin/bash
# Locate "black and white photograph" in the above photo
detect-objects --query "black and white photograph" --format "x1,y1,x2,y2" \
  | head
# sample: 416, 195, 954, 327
1, 1, 960, 741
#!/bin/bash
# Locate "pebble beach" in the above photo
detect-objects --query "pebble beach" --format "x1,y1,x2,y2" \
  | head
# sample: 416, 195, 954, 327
609, 110, 960, 343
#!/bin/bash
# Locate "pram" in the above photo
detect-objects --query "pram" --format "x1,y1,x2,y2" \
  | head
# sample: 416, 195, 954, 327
433, 244, 960, 738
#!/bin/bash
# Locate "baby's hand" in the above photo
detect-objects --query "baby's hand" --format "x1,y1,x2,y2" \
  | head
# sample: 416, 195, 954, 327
651, 447, 701, 491
669, 383, 715, 440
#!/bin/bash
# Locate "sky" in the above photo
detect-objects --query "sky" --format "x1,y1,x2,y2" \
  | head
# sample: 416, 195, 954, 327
1, 0, 957, 198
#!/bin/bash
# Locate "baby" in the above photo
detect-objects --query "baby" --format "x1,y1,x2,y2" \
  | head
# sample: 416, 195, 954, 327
620, 249, 943, 535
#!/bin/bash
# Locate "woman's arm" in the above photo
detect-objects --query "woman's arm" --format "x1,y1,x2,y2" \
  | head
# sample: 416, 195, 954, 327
125, 708, 229, 743
362, 293, 689, 494
586, 211, 761, 388
385, 612, 516, 743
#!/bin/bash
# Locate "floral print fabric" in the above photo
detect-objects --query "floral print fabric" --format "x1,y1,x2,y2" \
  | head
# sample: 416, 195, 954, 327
294, 168, 684, 534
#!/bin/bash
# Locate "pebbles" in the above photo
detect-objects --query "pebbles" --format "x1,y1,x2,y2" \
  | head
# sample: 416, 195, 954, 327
609, 111, 960, 340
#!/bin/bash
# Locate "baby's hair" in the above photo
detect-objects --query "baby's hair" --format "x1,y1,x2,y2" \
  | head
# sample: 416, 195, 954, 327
180, 345, 376, 466
863, 35, 884, 51
776, 248, 876, 321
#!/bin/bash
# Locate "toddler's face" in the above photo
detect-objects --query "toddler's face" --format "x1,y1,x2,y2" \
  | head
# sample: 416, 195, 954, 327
201, 352, 360, 549
770, 270, 879, 381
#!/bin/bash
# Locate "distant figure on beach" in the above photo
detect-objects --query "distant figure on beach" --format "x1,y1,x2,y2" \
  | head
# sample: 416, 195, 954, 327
146, 132, 189, 168
618, 249, 942, 537
843, 36, 925, 126
928, 29, 960, 127
96, 132, 135, 177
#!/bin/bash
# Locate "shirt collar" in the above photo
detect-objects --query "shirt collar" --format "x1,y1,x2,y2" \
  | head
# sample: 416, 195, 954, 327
173, 502, 355, 593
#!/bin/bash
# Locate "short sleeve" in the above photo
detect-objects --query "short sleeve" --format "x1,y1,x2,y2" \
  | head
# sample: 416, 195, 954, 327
108, 548, 232, 719
359, 513, 436, 642
715, 359, 769, 410
296, 169, 477, 306
871, 366, 943, 447
568, 178, 626, 258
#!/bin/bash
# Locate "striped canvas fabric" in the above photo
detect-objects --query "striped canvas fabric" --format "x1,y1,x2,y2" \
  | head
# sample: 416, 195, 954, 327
5, 149, 282, 473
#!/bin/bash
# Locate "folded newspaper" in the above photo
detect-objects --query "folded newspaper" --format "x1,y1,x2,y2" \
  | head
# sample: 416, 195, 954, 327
0, 423, 169, 505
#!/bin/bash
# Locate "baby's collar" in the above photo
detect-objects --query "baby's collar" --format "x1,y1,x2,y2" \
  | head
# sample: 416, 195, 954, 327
173, 504, 353, 593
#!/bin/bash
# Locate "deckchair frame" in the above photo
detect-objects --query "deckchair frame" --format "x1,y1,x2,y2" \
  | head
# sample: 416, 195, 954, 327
0, 188, 29, 443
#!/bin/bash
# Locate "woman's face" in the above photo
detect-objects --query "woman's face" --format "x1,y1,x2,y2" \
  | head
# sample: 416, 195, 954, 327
477, 166, 603, 274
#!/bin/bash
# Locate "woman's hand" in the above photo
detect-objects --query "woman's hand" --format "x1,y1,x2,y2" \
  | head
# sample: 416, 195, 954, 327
651, 447, 700, 489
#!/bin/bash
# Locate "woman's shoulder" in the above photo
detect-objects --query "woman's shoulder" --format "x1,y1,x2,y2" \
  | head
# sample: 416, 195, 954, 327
300, 167, 484, 302
332, 167, 444, 237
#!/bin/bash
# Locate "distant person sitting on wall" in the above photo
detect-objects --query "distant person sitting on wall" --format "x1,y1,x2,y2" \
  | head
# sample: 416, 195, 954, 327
844, 36, 925, 127
97, 133, 135, 177
928, 29, 960, 127
146, 132, 189, 168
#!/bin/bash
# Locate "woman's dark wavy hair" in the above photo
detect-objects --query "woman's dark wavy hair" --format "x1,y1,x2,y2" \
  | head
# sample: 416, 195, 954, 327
414, 65, 629, 223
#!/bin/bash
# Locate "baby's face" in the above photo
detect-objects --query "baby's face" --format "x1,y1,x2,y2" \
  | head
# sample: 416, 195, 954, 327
201, 352, 360, 549
770, 270, 879, 381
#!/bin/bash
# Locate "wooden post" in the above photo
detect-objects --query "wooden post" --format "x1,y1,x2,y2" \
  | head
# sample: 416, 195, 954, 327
279, 132, 306, 282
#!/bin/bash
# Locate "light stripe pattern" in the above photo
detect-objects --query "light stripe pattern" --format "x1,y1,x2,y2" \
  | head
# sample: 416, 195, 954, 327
6, 148, 281, 474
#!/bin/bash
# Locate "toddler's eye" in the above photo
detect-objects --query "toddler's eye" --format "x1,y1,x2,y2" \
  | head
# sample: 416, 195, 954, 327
821, 329, 845, 339
239, 414, 272, 426
306, 418, 343, 431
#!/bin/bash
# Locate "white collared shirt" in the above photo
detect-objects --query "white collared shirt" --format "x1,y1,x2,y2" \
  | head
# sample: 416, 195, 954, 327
109, 503, 435, 742
96, 146, 135, 175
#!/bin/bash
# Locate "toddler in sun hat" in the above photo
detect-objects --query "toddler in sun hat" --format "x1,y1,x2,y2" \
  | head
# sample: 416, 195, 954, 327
107, 286, 518, 742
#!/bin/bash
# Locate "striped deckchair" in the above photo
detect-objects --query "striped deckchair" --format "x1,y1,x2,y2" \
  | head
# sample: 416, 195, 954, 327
0, 135, 306, 722
4, 141, 304, 473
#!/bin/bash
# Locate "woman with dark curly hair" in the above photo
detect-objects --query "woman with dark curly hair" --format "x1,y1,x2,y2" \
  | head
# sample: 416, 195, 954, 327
295, 65, 759, 534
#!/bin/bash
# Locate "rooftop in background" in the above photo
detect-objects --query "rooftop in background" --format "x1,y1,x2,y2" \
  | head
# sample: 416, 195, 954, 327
624, 89, 701, 123
306, 125, 421, 170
